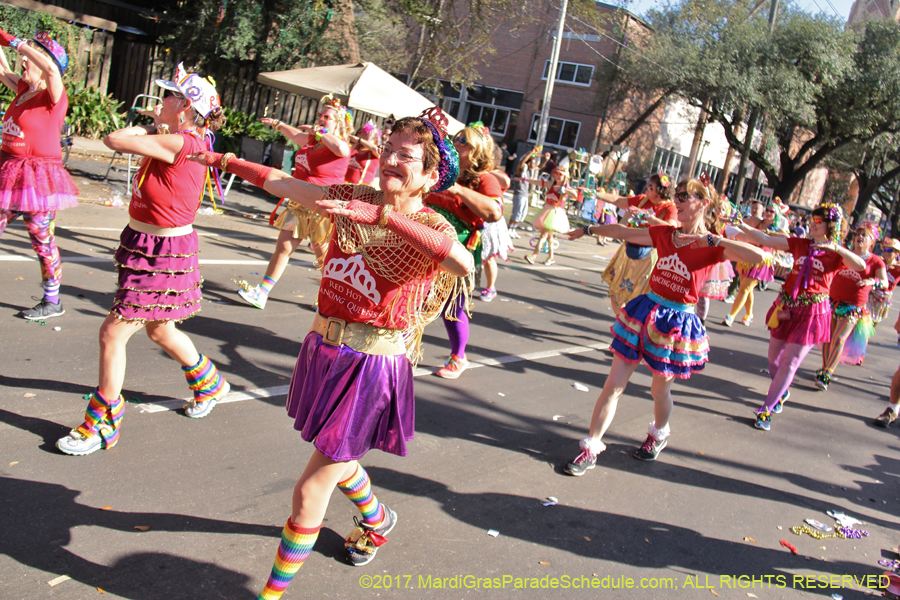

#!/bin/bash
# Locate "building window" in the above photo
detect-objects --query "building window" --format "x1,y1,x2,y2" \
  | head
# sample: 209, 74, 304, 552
465, 103, 514, 136
528, 114, 580, 148
542, 60, 593, 86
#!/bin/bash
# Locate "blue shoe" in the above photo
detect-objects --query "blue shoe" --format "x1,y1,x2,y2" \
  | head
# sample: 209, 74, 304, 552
772, 390, 790, 414
754, 410, 772, 431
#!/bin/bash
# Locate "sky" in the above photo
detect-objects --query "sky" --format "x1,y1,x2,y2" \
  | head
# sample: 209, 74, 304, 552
623, 0, 857, 22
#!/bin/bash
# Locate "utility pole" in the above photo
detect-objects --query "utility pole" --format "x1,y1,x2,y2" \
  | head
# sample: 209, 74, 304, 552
536, 0, 568, 147
732, 0, 778, 205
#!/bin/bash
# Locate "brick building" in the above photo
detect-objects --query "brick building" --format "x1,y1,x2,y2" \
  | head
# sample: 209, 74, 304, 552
406, 2, 664, 181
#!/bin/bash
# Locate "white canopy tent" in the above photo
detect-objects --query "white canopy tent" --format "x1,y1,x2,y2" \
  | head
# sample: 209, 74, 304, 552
257, 62, 463, 132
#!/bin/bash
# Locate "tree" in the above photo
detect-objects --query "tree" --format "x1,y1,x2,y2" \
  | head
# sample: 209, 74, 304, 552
604, 0, 900, 201
160, 0, 348, 81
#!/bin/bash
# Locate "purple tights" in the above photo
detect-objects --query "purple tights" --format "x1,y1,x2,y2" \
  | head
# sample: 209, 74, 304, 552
442, 293, 469, 357
761, 337, 814, 412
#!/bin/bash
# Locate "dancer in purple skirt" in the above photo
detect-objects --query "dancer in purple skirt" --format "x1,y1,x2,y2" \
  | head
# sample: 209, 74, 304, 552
191, 107, 473, 599
0, 29, 78, 320
56, 64, 230, 456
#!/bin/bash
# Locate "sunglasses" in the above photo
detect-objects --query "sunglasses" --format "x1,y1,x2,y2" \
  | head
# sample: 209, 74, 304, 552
453, 136, 469, 146
811, 217, 825, 225
884, 248, 897, 253
674, 191, 696, 203
164, 89, 185, 100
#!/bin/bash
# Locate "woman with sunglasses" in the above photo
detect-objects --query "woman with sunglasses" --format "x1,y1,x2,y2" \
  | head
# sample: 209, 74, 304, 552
425, 123, 503, 379
56, 65, 229, 455
190, 108, 473, 598
596, 173, 678, 317
561, 179, 765, 473
723, 201, 787, 327
868, 237, 900, 326
733, 204, 864, 430
237, 94, 352, 309
813, 222, 887, 390
0, 30, 78, 320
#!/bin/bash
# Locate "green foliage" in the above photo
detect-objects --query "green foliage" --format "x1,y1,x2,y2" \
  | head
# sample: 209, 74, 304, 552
612, 0, 900, 199
160, 0, 344, 82
215, 107, 282, 154
0, 5, 93, 87
65, 85, 125, 138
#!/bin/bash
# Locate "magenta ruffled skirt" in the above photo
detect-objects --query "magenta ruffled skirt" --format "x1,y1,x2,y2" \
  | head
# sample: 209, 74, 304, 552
0, 152, 78, 212
738, 260, 775, 283
110, 226, 202, 323
286, 332, 415, 462
766, 299, 831, 345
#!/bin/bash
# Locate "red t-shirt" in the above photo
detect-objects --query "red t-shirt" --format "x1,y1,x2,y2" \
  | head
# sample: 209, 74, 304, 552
545, 184, 568, 208
2, 80, 67, 158
830, 253, 885, 306
128, 133, 207, 228
293, 142, 351, 186
425, 175, 502, 232
781, 238, 845, 296
647, 225, 726, 304
627, 195, 677, 248
886, 264, 900, 293
345, 148, 378, 184
316, 184, 456, 329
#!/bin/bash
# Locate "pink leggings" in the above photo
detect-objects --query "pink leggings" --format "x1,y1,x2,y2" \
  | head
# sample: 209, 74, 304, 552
0, 210, 61, 302
761, 337, 814, 412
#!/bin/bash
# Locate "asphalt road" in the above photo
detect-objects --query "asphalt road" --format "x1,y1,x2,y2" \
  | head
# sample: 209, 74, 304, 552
1, 156, 898, 599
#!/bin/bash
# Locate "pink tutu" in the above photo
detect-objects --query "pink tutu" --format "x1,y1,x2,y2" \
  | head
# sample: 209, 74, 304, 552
699, 260, 735, 300
0, 152, 78, 212
767, 298, 831, 345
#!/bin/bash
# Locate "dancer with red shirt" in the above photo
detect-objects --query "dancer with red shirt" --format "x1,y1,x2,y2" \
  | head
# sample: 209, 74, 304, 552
597, 173, 678, 316
425, 122, 503, 379
0, 29, 78, 320
562, 179, 765, 473
189, 108, 473, 599
868, 237, 900, 325
815, 222, 886, 389
734, 204, 865, 430
56, 64, 229, 456
239, 95, 352, 309
345, 122, 381, 185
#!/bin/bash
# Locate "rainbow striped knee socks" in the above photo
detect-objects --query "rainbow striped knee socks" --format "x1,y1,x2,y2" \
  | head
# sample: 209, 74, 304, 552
257, 520, 320, 600
338, 464, 384, 527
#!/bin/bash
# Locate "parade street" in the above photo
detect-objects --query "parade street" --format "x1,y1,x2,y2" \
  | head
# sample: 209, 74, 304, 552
1, 154, 898, 600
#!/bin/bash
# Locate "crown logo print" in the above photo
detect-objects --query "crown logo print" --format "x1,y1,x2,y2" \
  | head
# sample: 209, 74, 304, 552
656, 255, 690, 281
323, 255, 381, 303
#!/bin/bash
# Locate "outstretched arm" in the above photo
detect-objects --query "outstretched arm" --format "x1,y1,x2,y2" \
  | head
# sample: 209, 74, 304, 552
568, 223, 651, 246
191, 151, 324, 211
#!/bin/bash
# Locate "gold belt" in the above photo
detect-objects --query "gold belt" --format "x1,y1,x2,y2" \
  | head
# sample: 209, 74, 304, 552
310, 312, 405, 356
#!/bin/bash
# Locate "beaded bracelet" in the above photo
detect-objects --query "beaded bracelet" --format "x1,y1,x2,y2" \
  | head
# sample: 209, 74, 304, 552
378, 204, 394, 229
314, 127, 329, 142
707, 233, 721, 247
583, 224, 592, 236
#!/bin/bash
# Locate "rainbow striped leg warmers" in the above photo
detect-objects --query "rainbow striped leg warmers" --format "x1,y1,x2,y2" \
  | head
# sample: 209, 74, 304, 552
257, 520, 320, 600
183, 354, 227, 402
74, 388, 124, 448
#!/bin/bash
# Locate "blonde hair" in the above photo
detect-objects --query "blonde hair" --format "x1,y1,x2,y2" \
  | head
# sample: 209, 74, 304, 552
456, 126, 496, 189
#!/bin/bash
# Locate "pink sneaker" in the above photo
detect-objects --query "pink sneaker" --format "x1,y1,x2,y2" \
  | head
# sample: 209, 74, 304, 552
436, 355, 469, 379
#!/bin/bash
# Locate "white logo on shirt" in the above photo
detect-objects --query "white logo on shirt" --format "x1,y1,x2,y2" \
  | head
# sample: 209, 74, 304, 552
2, 118, 23, 139
295, 152, 310, 173
348, 156, 362, 170
838, 268, 861, 281
323, 254, 381, 303
656, 254, 691, 281
795, 256, 824, 272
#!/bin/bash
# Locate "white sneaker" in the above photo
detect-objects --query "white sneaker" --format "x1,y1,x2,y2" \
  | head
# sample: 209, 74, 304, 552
238, 286, 267, 309
184, 381, 230, 418
508, 229, 520, 239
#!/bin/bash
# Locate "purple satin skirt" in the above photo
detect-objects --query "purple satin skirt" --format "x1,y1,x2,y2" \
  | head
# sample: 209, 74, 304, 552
286, 332, 415, 462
